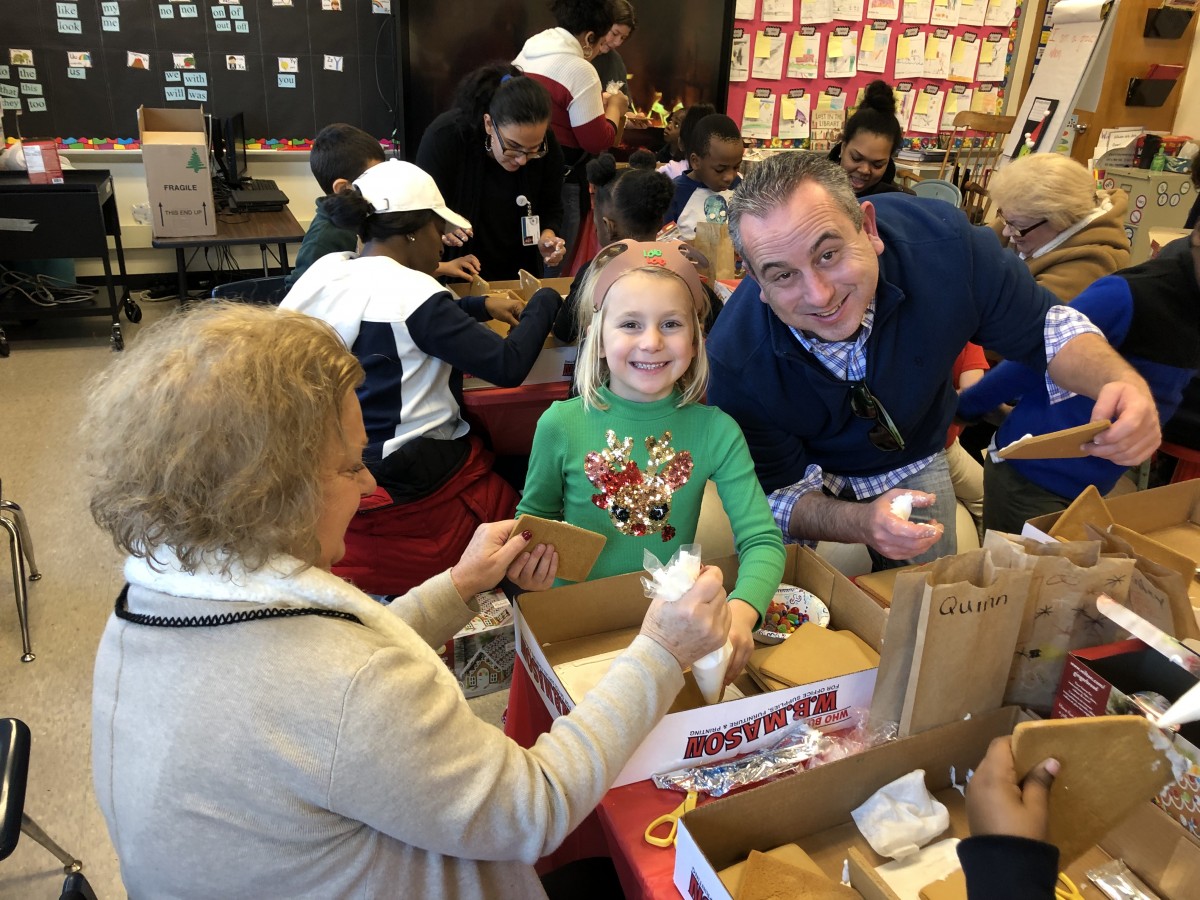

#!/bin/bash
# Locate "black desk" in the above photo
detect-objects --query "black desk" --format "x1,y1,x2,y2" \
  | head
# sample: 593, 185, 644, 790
151, 207, 306, 301
0, 170, 134, 354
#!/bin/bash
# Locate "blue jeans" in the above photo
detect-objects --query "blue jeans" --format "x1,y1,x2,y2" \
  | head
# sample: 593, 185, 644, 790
865, 450, 958, 571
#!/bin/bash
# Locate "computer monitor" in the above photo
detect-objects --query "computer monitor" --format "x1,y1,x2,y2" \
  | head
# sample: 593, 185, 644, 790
216, 113, 248, 188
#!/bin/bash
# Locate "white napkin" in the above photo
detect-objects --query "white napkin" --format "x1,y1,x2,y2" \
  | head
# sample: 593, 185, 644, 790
851, 769, 949, 859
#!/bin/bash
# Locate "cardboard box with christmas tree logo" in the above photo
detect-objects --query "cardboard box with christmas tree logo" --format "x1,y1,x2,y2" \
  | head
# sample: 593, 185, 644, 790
137, 106, 216, 238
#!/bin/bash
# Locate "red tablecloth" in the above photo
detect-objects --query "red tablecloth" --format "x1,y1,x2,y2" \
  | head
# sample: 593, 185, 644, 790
504, 658, 612, 873
597, 780, 718, 900
505, 657, 714, 896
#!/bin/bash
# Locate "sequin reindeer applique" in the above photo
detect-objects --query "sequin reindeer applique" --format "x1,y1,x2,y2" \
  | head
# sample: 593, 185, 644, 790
585, 430, 693, 540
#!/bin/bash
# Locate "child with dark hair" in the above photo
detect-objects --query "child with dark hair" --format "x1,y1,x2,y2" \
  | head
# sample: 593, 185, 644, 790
658, 102, 717, 180
287, 124, 480, 291
417, 62, 567, 280
285, 124, 386, 290
663, 113, 744, 240
657, 106, 686, 166
554, 150, 723, 343
281, 159, 561, 592
828, 80, 912, 198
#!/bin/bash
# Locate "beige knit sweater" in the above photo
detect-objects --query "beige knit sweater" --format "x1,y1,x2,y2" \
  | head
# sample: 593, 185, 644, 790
93, 552, 683, 898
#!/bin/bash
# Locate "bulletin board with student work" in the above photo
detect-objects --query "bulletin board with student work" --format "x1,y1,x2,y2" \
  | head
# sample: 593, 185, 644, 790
726, 0, 1025, 150
1, 0, 399, 152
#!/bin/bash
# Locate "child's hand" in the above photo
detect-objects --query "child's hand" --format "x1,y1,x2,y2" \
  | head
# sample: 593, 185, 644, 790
485, 290, 525, 327
724, 599, 760, 684
442, 226, 473, 248
967, 736, 1059, 841
507, 542, 559, 592
436, 255, 481, 281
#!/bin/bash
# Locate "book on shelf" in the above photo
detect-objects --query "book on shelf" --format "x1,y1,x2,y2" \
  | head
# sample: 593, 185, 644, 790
897, 148, 953, 162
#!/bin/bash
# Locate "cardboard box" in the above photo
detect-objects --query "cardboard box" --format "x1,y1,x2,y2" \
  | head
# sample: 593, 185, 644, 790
1106, 167, 1195, 264
1024, 481, 1200, 615
674, 707, 1200, 899
23, 140, 64, 184
435, 590, 516, 698
515, 545, 886, 787
1053, 638, 1200, 838
450, 277, 577, 390
137, 106, 216, 238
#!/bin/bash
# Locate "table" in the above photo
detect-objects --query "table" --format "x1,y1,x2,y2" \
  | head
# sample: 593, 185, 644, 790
462, 381, 570, 457
0, 170, 133, 354
151, 206, 305, 301
505, 658, 712, 899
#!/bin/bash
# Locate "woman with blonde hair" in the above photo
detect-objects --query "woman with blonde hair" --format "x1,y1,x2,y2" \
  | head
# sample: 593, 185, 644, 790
987, 153, 1130, 301
84, 302, 730, 899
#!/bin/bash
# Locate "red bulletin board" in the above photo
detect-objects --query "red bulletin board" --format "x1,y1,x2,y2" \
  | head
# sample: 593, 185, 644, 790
725, 0, 1024, 149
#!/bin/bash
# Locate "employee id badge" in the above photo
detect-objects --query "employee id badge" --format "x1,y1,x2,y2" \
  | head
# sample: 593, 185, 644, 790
521, 214, 540, 247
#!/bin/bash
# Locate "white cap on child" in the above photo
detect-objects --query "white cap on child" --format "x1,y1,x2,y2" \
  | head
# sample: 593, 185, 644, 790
352, 159, 472, 234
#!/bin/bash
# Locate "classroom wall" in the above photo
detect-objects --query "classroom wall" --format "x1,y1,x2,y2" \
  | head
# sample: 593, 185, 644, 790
1172, 22, 1200, 139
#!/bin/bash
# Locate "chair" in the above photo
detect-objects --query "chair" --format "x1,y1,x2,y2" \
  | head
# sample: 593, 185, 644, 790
911, 179, 963, 207
210, 275, 287, 304
937, 111, 1016, 224
893, 166, 922, 192
1, 719, 83, 876
1, 478, 41, 663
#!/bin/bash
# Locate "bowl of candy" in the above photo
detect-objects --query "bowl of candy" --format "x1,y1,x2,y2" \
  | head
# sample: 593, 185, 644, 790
755, 584, 830, 644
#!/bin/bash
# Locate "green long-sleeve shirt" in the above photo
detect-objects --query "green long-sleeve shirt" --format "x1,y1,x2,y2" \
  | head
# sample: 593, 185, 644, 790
518, 386, 785, 619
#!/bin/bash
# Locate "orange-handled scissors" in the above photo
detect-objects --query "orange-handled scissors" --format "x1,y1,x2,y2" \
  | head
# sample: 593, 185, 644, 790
644, 790, 698, 848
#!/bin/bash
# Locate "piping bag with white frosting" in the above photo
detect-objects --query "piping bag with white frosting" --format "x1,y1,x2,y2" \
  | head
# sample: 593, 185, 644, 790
641, 546, 732, 704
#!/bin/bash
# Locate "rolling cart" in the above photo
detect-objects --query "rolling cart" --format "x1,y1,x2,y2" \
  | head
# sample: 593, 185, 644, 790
0, 169, 139, 356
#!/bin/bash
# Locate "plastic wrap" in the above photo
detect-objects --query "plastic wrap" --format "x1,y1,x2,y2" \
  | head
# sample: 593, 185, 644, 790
1086, 859, 1161, 900
641, 546, 732, 704
652, 710, 899, 797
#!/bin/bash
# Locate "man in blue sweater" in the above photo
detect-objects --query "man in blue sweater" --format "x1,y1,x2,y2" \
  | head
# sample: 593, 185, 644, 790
960, 222, 1200, 534
707, 153, 1160, 569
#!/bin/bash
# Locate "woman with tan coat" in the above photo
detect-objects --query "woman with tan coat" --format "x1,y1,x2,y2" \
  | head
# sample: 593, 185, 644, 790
987, 154, 1130, 302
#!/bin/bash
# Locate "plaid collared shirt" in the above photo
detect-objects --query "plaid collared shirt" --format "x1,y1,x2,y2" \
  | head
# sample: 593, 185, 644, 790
768, 303, 1100, 541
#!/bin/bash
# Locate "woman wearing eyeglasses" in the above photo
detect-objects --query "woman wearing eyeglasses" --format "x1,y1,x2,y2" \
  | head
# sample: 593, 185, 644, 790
416, 63, 566, 281
987, 153, 1130, 302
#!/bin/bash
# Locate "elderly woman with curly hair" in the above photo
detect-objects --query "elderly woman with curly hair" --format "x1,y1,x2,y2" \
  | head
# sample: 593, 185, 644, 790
987, 153, 1130, 302
83, 303, 730, 899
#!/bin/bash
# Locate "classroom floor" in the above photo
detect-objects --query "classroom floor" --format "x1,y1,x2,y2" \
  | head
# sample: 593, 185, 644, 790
0, 301, 508, 899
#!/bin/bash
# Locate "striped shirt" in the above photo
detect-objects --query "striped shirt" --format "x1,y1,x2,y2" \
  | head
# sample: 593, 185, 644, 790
767, 302, 1101, 540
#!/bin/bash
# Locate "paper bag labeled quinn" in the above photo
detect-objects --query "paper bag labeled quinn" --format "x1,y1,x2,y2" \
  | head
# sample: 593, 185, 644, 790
899, 549, 1031, 736
1012, 717, 1179, 865
508, 515, 606, 583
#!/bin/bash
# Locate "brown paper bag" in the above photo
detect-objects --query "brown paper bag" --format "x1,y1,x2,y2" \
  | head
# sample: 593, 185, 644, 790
899, 550, 1031, 736
868, 570, 931, 728
1083, 522, 1195, 639
691, 221, 737, 282
1002, 539, 1136, 712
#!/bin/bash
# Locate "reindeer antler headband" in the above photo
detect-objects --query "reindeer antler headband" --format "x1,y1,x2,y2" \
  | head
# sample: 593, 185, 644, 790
590, 240, 707, 314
